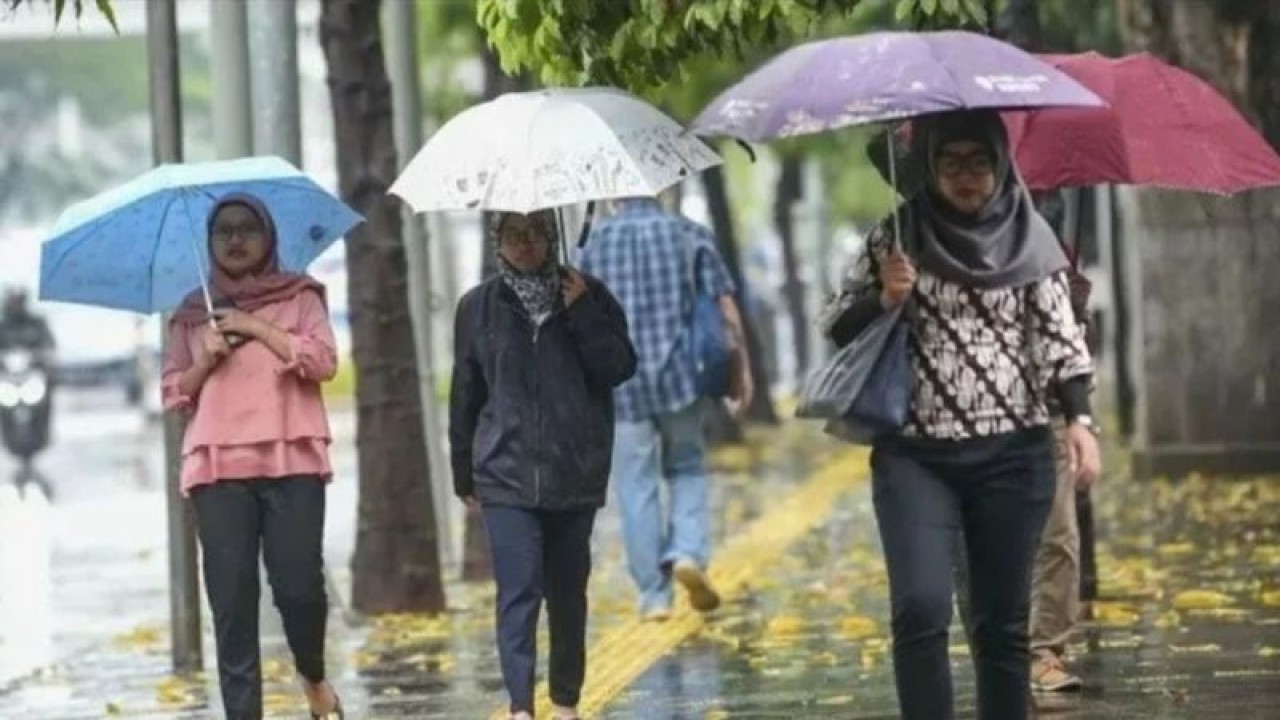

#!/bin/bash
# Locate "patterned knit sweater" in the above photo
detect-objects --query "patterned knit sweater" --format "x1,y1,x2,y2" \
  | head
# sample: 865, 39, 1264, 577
818, 225, 1093, 442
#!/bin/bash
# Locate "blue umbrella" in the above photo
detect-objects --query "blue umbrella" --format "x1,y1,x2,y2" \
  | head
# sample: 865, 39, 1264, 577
39, 156, 363, 314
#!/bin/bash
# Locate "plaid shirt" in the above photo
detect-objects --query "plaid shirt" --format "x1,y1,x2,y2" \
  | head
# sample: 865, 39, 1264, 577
578, 199, 735, 421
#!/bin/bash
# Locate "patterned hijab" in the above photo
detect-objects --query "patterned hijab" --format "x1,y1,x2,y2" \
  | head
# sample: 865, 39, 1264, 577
490, 210, 561, 321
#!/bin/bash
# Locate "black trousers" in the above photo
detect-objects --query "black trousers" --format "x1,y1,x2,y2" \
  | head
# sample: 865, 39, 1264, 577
192, 476, 329, 720
872, 428, 1055, 720
483, 505, 596, 714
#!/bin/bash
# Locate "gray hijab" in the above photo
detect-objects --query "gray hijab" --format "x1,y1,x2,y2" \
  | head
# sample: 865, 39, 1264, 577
906, 110, 1067, 289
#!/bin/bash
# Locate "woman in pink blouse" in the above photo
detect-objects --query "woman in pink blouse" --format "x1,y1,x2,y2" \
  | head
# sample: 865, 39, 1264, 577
162, 193, 343, 720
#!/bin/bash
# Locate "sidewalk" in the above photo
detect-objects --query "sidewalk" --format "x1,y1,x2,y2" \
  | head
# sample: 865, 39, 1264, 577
3, 420, 1278, 718
0, 419, 852, 718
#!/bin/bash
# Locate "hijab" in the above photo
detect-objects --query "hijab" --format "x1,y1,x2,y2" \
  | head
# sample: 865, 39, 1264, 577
905, 110, 1067, 289
171, 193, 324, 326
491, 209, 562, 322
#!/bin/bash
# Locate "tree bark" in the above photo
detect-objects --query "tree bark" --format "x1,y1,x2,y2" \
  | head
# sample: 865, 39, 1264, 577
702, 165, 778, 429
319, 0, 445, 613
773, 156, 809, 382
1113, 0, 1280, 476
996, 0, 1043, 48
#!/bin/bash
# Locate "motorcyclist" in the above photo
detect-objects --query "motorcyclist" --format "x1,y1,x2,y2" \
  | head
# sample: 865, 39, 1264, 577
0, 288, 56, 357
0, 288, 56, 495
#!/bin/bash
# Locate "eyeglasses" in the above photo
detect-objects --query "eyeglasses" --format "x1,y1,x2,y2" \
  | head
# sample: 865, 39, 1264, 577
936, 152, 995, 179
211, 222, 266, 243
499, 227, 549, 248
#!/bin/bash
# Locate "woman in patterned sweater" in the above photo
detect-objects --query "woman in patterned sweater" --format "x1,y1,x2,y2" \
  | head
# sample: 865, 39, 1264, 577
820, 109, 1101, 720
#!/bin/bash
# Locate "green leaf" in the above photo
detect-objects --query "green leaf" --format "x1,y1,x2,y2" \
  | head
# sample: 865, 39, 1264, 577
961, 0, 987, 24
894, 0, 915, 23
922, 0, 938, 15
53, 0, 67, 23
941, 0, 960, 13
95, 0, 118, 33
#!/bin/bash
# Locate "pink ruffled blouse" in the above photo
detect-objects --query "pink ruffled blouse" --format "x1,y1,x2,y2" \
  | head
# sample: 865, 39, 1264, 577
161, 290, 337, 495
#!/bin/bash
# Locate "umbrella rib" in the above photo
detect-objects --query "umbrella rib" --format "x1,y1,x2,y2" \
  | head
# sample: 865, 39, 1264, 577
147, 190, 187, 313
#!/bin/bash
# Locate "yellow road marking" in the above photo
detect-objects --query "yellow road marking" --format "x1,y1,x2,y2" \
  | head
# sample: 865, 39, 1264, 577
488, 447, 869, 719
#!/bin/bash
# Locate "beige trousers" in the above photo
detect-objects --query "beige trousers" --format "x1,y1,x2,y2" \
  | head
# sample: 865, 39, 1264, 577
1030, 426, 1080, 655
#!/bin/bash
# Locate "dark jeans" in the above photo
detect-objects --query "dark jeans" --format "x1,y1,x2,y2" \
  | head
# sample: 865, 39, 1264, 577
872, 428, 1055, 720
192, 476, 328, 720
483, 505, 596, 714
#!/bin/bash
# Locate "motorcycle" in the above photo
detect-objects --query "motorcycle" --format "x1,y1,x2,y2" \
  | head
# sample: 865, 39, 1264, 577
0, 348, 52, 490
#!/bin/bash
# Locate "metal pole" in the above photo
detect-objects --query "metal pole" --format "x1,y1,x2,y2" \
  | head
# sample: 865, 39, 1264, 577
146, 0, 202, 673
210, 0, 253, 159
247, 0, 302, 163
384, 0, 455, 571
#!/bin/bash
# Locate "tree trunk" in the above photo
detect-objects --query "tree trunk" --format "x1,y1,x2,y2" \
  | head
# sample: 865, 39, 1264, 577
1113, 0, 1280, 476
996, 0, 1043, 48
773, 156, 809, 382
319, 0, 445, 613
702, 165, 778, 429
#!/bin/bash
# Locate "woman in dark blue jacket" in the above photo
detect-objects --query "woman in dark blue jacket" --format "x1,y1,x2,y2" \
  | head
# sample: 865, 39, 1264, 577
449, 209, 636, 720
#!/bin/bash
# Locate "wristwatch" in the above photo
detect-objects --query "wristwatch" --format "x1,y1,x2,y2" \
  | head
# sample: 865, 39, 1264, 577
1069, 415, 1101, 436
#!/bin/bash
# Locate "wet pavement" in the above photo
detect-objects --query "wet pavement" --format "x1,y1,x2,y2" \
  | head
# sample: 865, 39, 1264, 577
1, 396, 1278, 718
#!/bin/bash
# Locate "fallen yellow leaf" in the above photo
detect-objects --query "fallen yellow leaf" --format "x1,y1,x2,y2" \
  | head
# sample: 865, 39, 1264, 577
1157, 542, 1196, 558
1260, 589, 1280, 607
1092, 602, 1141, 627
1172, 590, 1234, 610
1168, 643, 1222, 654
112, 625, 163, 652
837, 615, 879, 641
765, 614, 806, 637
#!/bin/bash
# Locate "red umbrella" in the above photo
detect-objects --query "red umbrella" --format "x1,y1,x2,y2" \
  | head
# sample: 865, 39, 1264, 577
1003, 52, 1280, 194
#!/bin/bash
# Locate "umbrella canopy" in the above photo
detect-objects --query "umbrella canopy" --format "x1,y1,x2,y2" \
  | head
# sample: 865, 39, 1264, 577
390, 87, 723, 214
1004, 52, 1280, 194
691, 30, 1104, 142
39, 156, 362, 314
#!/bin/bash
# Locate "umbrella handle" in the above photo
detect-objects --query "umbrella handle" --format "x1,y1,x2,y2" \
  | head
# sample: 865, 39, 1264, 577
576, 200, 596, 249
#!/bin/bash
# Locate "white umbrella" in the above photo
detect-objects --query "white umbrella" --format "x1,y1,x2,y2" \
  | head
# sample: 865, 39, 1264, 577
389, 87, 723, 214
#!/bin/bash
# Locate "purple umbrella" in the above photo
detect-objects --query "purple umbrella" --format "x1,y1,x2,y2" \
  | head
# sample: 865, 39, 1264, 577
691, 31, 1106, 142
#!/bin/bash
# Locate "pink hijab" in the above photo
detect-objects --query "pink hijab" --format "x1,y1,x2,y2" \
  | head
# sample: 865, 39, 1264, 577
171, 193, 324, 326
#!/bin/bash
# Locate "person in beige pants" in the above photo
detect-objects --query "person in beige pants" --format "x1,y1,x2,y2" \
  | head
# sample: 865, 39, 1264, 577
1029, 424, 1092, 691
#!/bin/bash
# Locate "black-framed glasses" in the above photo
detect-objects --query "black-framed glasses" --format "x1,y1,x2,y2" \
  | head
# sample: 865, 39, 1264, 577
936, 152, 995, 179
499, 227, 550, 248
211, 222, 267, 243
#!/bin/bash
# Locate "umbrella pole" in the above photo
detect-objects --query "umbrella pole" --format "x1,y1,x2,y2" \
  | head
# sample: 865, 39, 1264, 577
887, 133, 903, 254
182, 217, 217, 319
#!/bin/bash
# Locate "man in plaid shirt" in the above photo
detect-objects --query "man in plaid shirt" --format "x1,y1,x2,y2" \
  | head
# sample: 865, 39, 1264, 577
579, 196, 752, 619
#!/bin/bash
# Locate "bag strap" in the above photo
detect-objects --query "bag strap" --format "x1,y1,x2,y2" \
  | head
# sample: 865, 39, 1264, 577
681, 226, 707, 323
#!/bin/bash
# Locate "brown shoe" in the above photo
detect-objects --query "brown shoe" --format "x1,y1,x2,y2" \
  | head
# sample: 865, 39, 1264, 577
673, 559, 720, 612
1031, 651, 1082, 692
